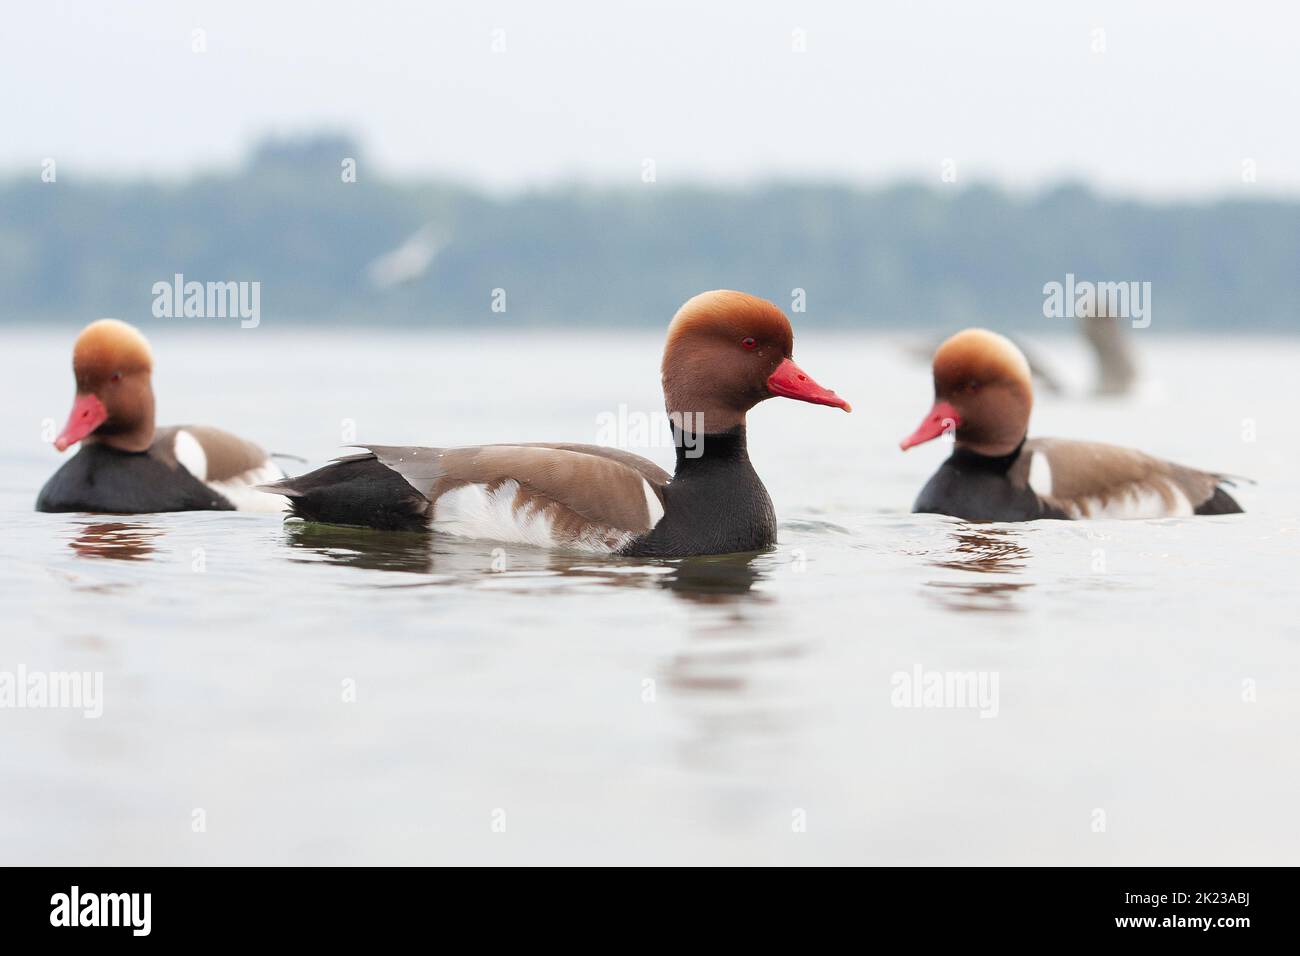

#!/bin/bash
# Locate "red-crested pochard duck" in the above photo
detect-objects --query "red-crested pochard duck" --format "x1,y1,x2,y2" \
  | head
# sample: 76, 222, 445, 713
900, 329, 1243, 521
37, 319, 287, 514
263, 291, 851, 555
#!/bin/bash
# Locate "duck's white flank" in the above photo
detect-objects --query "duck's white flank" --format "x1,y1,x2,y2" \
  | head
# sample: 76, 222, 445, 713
208, 462, 289, 512
642, 479, 665, 527
173, 430, 207, 480
1064, 481, 1194, 520
430, 479, 650, 553
1027, 451, 1053, 497
173, 430, 287, 513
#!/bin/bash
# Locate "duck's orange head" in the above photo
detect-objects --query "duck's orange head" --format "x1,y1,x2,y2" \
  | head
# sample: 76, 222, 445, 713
900, 328, 1032, 456
661, 290, 850, 433
54, 319, 156, 452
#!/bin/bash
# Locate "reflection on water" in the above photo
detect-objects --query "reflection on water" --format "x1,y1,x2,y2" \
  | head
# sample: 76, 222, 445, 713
658, 552, 802, 780
930, 526, 1028, 574
659, 552, 764, 602
67, 521, 163, 561
283, 521, 437, 574
924, 578, 1033, 614
283, 519, 791, 779
925, 525, 1032, 613
281, 521, 770, 604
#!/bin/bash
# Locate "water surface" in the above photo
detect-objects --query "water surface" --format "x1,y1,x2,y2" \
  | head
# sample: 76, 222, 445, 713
2, 329, 1297, 864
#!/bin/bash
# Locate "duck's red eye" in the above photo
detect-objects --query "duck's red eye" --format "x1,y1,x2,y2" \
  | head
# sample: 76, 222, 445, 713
110, 372, 122, 383
741, 337, 758, 350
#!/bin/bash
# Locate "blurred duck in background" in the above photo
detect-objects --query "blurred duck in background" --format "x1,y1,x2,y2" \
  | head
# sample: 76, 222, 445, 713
900, 329, 1243, 521
36, 320, 287, 514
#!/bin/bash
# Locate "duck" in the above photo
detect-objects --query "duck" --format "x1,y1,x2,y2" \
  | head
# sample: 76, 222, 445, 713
262, 291, 851, 556
900, 328, 1243, 521
36, 319, 287, 514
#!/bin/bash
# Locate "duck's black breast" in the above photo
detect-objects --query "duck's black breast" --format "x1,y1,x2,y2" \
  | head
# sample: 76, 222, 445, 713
620, 428, 777, 558
912, 444, 1067, 523
36, 442, 234, 514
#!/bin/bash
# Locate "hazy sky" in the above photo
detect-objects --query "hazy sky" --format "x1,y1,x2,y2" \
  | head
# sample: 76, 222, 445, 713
8, 1, 1298, 196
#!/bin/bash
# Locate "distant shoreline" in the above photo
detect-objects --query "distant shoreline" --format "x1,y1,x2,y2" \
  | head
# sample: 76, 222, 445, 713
6, 137, 1298, 332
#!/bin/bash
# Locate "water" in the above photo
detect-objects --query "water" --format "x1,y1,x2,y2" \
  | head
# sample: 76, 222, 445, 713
2, 327, 1297, 865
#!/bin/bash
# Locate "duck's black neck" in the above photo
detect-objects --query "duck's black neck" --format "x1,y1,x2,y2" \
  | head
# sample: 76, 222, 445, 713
671, 424, 750, 476
951, 436, 1027, 474
621, 424, 774, 557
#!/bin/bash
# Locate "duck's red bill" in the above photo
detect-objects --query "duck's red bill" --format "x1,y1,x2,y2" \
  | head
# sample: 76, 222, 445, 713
900, 401, 961, 450
54, 393, 108, 451
766, 358, 851, 412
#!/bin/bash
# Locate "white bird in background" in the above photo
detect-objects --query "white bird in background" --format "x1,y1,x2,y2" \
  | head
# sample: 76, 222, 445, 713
366, 223, 449, 290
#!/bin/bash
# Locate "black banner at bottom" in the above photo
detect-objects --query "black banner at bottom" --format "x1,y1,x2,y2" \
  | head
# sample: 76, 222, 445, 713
0, 865, 1283, 942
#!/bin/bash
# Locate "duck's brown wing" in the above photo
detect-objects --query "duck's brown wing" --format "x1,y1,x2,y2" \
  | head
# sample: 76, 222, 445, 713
154, 425, 286, 512
1016, 438, 1242, 517
155, 425, 274, 481
507, 442, 672, 486
365, 443, 668, 539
